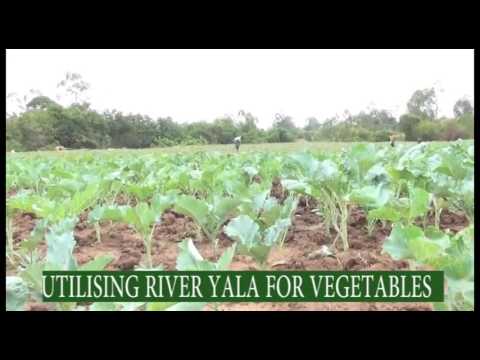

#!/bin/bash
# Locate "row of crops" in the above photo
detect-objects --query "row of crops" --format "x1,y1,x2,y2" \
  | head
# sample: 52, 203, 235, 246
6, 141, 474, 311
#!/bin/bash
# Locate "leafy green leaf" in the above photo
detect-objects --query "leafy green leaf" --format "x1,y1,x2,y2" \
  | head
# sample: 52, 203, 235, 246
174, 196, 209, 228
383, 224, 422, 260
6, 276, 30, 311
224, 215, 261, 248
45, 218, 78, 270
368, 206, 402, 222
408, 187, 431, 219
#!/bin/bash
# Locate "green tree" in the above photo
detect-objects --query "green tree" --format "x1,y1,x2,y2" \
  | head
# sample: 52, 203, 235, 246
407, 88, 438, 120
415, 120, 440, 141
398, 114, 421, 140
27, 96, 61, 111
453, 98, 473, 117
57, 72, 90, 105
304, 117, 320, 131
211, 117, 238, 144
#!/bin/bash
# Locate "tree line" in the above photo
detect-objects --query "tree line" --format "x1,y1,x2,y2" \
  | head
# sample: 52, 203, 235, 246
6, 73, 474, 151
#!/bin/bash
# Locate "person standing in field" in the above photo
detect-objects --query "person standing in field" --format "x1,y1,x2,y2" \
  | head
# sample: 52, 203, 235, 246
233, 136, 242, 152
389, 135, 395, 147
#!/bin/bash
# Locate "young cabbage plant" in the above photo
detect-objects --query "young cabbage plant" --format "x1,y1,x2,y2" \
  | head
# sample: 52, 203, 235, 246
8, 217, 114, 311
6, 276, 30, 311
383, 224, 473, 311
98, 194, 174, 268
367, 186, 431, 228
348, 184, 394, 237
7, 183, 101, 227
224, 214, 292, 268
237, 189, 298, 238
14, 219, 48, 269
174, 195, 241, 258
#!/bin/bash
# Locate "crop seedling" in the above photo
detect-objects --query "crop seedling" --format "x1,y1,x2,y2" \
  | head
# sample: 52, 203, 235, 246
224, 213, 293, 268
174, 195, 241, 258
96, 194, 175, 268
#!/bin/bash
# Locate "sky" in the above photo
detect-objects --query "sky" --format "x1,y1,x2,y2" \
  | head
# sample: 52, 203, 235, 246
6, 49, 474, 129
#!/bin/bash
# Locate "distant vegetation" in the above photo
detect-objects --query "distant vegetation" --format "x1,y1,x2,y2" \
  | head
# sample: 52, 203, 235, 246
6, 73, 474, 152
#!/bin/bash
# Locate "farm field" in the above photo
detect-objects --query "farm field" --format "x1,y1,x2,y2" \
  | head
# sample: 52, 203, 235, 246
6, 141, 474, 311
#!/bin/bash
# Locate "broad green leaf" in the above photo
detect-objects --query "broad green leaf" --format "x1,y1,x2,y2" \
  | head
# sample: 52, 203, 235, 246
88, 205, 105, 223
176, 239, 212, 271
174, 196, 209, 226
45, 218, 78, 270
151, 193, 176, 214
281, 179, 311, 195
216, 243, 237, 270
408, 187, 431, 219
349, 184, 392, 209
424, 226, 450, 250
238, 244, 271, 265
408, 236, 444, 263
224, 215, 261, 248
316, 159, 339, 181
383, 224, 423, 260
6, 276, 30, 311
264, 218, 291, 245
243, 166, 258, 178
441, 253, 474, 280
368, 206, 402, 222
20, 262, 45, 295
212, 197, 241, 220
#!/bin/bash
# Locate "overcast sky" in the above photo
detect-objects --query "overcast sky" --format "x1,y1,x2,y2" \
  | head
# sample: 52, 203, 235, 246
6, 49, 474, 128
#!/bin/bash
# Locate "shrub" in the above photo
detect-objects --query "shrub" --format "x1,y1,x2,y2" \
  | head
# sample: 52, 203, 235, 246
439, 120, 470, 141
180, 136, 208, 146
153, 137, 177, 148
372, 130, 392, 142
414, 120, 441, 141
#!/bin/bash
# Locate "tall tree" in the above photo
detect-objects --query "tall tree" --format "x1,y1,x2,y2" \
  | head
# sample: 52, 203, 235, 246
57, 72, 90, 105
6, 89, 42, 117
407, 88, 438, 120
273, 113, 296, 130
453, 97, 473, 117
27, 96, 61, 111
304, 117, 320, 131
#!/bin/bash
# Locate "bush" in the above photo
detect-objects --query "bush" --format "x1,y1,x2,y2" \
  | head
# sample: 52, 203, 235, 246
266, 128, 296, 143
153, 137, 177, 148
457, 113, 474, 138
372, 130, 392, 142
414, 120, 441, 141
438, 119, 470, 141
399, 114, 421, 140
6, 139, 25, 152
180, 136, 208, 146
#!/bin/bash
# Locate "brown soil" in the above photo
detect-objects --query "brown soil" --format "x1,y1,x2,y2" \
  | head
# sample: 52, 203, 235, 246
12, 213, 37, 244
10, 202, 469, 311
114, 193, 138, 206
414, 209, 470, 234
